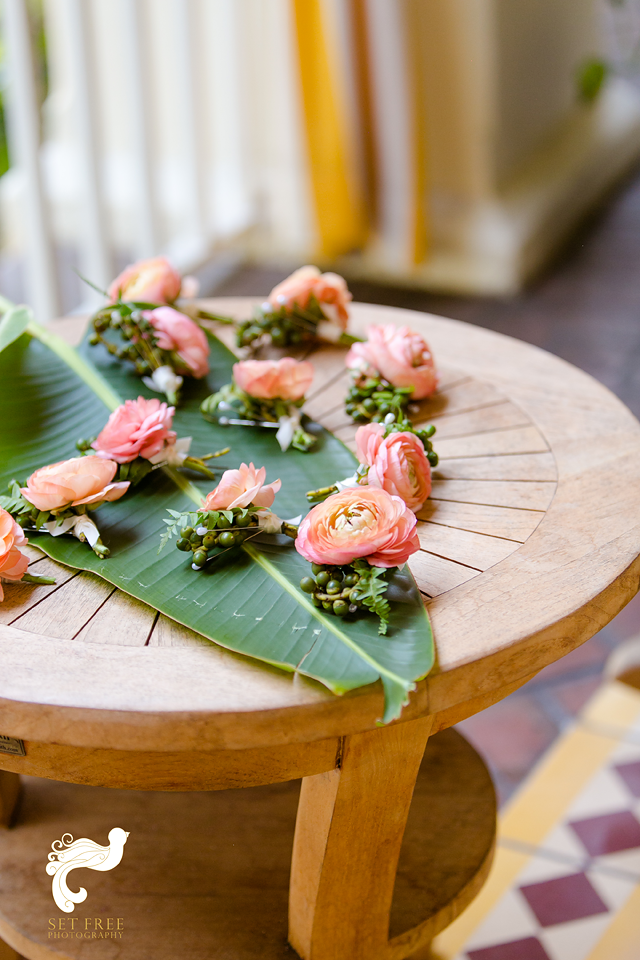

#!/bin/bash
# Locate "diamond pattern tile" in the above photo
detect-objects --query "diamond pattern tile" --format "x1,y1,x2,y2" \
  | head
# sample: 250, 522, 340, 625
569, 810, 640, 857
614, 760, 640, 798
519, 873, 609, 928
466, 937, 552, 960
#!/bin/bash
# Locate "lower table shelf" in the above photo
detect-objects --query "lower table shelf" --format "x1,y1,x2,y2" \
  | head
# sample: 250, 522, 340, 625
0, 729, 495, 960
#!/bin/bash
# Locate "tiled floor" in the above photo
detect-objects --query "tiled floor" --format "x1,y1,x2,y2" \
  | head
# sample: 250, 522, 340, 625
430, 681, 640, 960
214, 165, 640, 803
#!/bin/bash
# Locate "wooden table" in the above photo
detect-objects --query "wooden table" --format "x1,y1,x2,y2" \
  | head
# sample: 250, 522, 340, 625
1, 301, 640, 960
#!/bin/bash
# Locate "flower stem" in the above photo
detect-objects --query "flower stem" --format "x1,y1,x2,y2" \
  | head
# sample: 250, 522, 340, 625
306, 484, 338, 503
281, 522, 299, 539
22, 573, 56, 586
182, 457, 217, 480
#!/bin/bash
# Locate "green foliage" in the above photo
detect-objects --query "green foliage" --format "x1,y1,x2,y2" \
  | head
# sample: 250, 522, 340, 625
351, 561, 391, 635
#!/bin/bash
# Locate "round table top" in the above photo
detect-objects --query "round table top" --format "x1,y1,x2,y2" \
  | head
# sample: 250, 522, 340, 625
1, 299, 640, 752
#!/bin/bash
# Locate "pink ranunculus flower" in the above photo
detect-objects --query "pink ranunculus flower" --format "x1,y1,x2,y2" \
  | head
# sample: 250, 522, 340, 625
0, 507, 29, 600
108, 256, 183, 304
21, 457, 130, 513
296, 486, 420, 569
203, 463, 282, 511
92, 397, 176, 464
268, 265, 352, 329
346, 324, 438, 399
144, 306, 209, 379
363, 429, 432, 512
233, 357, 314, 401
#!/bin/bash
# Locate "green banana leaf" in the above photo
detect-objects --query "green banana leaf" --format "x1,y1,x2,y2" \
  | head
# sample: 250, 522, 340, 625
0, 307, 434, 721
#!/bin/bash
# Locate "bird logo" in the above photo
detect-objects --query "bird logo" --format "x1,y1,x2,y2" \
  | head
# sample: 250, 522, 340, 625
46, 828, 129, 913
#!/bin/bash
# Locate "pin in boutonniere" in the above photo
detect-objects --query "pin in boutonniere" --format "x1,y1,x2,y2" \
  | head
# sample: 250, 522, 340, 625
307, 417, 437, 507
236, 266, 361, 351
0, 506, 55, 601
201, 357, 317, 452
160, 463, 297, 567
295, 486, 420, 635
344, 324, 438, 423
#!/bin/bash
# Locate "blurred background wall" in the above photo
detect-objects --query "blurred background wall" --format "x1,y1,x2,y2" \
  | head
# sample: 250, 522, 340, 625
2, 0, 640, 320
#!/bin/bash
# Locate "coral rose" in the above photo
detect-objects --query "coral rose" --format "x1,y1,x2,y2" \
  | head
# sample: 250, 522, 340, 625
0, 507, 29, 600
233, 357, 314, 401
108, 256, 182, 304
21, 457, 130, 512
346, 324, 437, 399
268, 265, 352, 328
203, 463, 282, 511
359, 427, 432, 512
296, 486, 420, 568
144, 306, 209, 378
92, 397, 176, 463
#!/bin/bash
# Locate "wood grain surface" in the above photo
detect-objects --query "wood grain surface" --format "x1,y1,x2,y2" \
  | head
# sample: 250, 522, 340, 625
1, 299, 639, 751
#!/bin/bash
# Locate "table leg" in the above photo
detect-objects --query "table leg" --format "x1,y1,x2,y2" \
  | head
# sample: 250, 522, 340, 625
0, 772, 20, 829
289, 716, 434, 960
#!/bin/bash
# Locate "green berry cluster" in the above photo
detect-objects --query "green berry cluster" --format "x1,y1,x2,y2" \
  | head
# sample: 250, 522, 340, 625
88, 302, 179, 378
384, 416, 439, 467
176, 509, 259, 569
345, 377, 414, 423
236, 301, 318, 350
299, 563, 366, 618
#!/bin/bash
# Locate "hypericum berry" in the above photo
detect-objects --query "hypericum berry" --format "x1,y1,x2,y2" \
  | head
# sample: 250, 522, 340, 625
203, 533, 217, 548
343, 573, 359, 587
236, 513, 252, 528
193, 550, 208, 567
180, 527, 194, 538
300, 577, 316, 594
316, 570, 331, 588
333, 600, 349, 617
326, 580, 342, 595
218, 531, 236, 548
311, 563, 324, 575
176, 538, 191, 552
217, 515, 232, 529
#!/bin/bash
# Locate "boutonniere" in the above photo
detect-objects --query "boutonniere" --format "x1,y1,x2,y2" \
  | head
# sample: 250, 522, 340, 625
88, 303, 210, 405
160, 463, 296, 566
78, 396, 222, 482
344, 324, 438, 422
235, 266, 361, 350
307, 419, 437, 511
201, 357, 317, 452
0, 457, 129, 558
295, 486, 421, 635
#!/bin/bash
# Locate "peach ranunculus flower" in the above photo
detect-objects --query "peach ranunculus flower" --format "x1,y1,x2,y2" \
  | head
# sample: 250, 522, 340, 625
0, 507, 29, 600
203, 463, 282, 511
355, 423, 431, 512
296, 486, 420, 569
20, 457, 130, 513
232, 357, 314, 401
268, 265, 352, 329
92, 397, 177, 464
144, 306, 209, 378
346, 324, 437, 399
108, 256, 183, 304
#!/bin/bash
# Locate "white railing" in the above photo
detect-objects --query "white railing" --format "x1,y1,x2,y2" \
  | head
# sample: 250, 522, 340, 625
2, 0, 640, 315
1, 0, 262, 321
